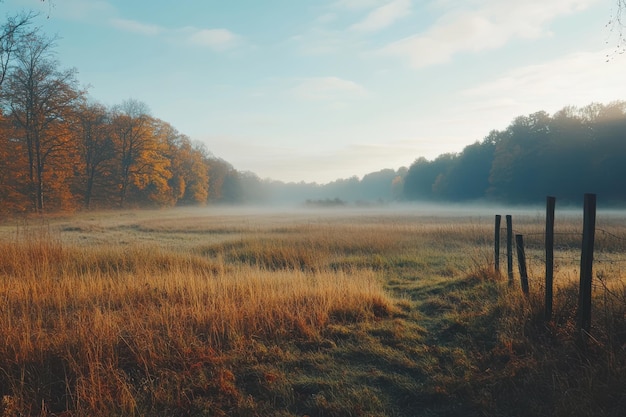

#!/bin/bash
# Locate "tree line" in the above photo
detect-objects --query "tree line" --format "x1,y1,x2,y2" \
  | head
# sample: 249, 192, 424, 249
403, 102, 626, 205
3, 10, 626, 213
0, 12, 246, 213
0, 9, 407, 212
248, 103, 626, 207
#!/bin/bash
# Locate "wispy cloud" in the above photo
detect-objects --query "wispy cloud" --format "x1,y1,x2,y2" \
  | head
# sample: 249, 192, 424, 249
110, 18, 163, 36
333, 0, 388, 11
292, 0, 408, 56
108, 18, 242, 52
188, 28, 241, 51
291, 76, 368, 101
379, 0, 599, 68
350, 0, 412, 32
462, 49, 626, 110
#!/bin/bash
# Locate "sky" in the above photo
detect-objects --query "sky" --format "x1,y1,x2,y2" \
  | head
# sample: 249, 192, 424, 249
2, 0, 626, 183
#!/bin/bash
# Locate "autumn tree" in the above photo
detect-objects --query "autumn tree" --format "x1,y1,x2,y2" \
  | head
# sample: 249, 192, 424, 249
0, 31, 81, 212
0, 8, 38, 212
74, 100, 115, 209
0, 113, 30, 211
182, 140, 210, 204
163, 126, 210, 205
135, 118, 173, 206
110, 100, 171, 207
152, 119, 209, 206
205, 155, 233, 203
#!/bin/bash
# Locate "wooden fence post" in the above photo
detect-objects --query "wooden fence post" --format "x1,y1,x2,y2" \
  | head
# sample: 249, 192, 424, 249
495, 215, 501, 274
545, 196, 556, 320
578, 193, 596, 336
515, 234, 530, 295
506, 215, 514, 284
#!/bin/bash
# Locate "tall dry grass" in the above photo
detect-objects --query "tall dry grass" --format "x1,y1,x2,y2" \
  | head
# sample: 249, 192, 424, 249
0, 225, 394, 416
2, 208, 626, 416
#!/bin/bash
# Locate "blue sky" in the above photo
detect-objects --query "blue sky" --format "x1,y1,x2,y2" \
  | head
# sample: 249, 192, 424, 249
3, 0, 625, 183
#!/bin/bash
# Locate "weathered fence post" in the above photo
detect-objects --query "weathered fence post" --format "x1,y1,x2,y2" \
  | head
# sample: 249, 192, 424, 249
545, 196, 556, 320
506, 215, 514, 284
515, 234, 529, 295
495, 215, 501, 274
578, 193, 596, 336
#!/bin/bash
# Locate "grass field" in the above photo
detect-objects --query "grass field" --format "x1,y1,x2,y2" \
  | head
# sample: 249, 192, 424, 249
0, 205, 625, 417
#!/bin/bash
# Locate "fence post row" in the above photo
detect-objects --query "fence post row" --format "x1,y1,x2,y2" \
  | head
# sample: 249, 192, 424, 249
515, 234, 530, 295
493, 194, 597, 338
578, 193, 596, 336
506, 215, 514, 284
494, 215, 501, 274
545, 196, 556, 321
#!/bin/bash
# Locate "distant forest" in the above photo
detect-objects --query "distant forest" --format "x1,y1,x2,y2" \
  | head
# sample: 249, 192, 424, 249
2, 12, 626, 213
265, 101, 626, 207
402, 102, 626, 206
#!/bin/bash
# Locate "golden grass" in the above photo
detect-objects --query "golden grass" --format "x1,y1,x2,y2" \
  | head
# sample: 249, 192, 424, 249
1, 207, 625, 416
0, 214, 397, 416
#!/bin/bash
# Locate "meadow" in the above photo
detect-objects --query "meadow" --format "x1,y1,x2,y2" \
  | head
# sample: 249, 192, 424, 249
0, 205, 625, 417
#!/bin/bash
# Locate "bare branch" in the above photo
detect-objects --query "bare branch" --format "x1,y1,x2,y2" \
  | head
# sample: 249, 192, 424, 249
0, 11, 38, 90
607, 0, 626, 61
